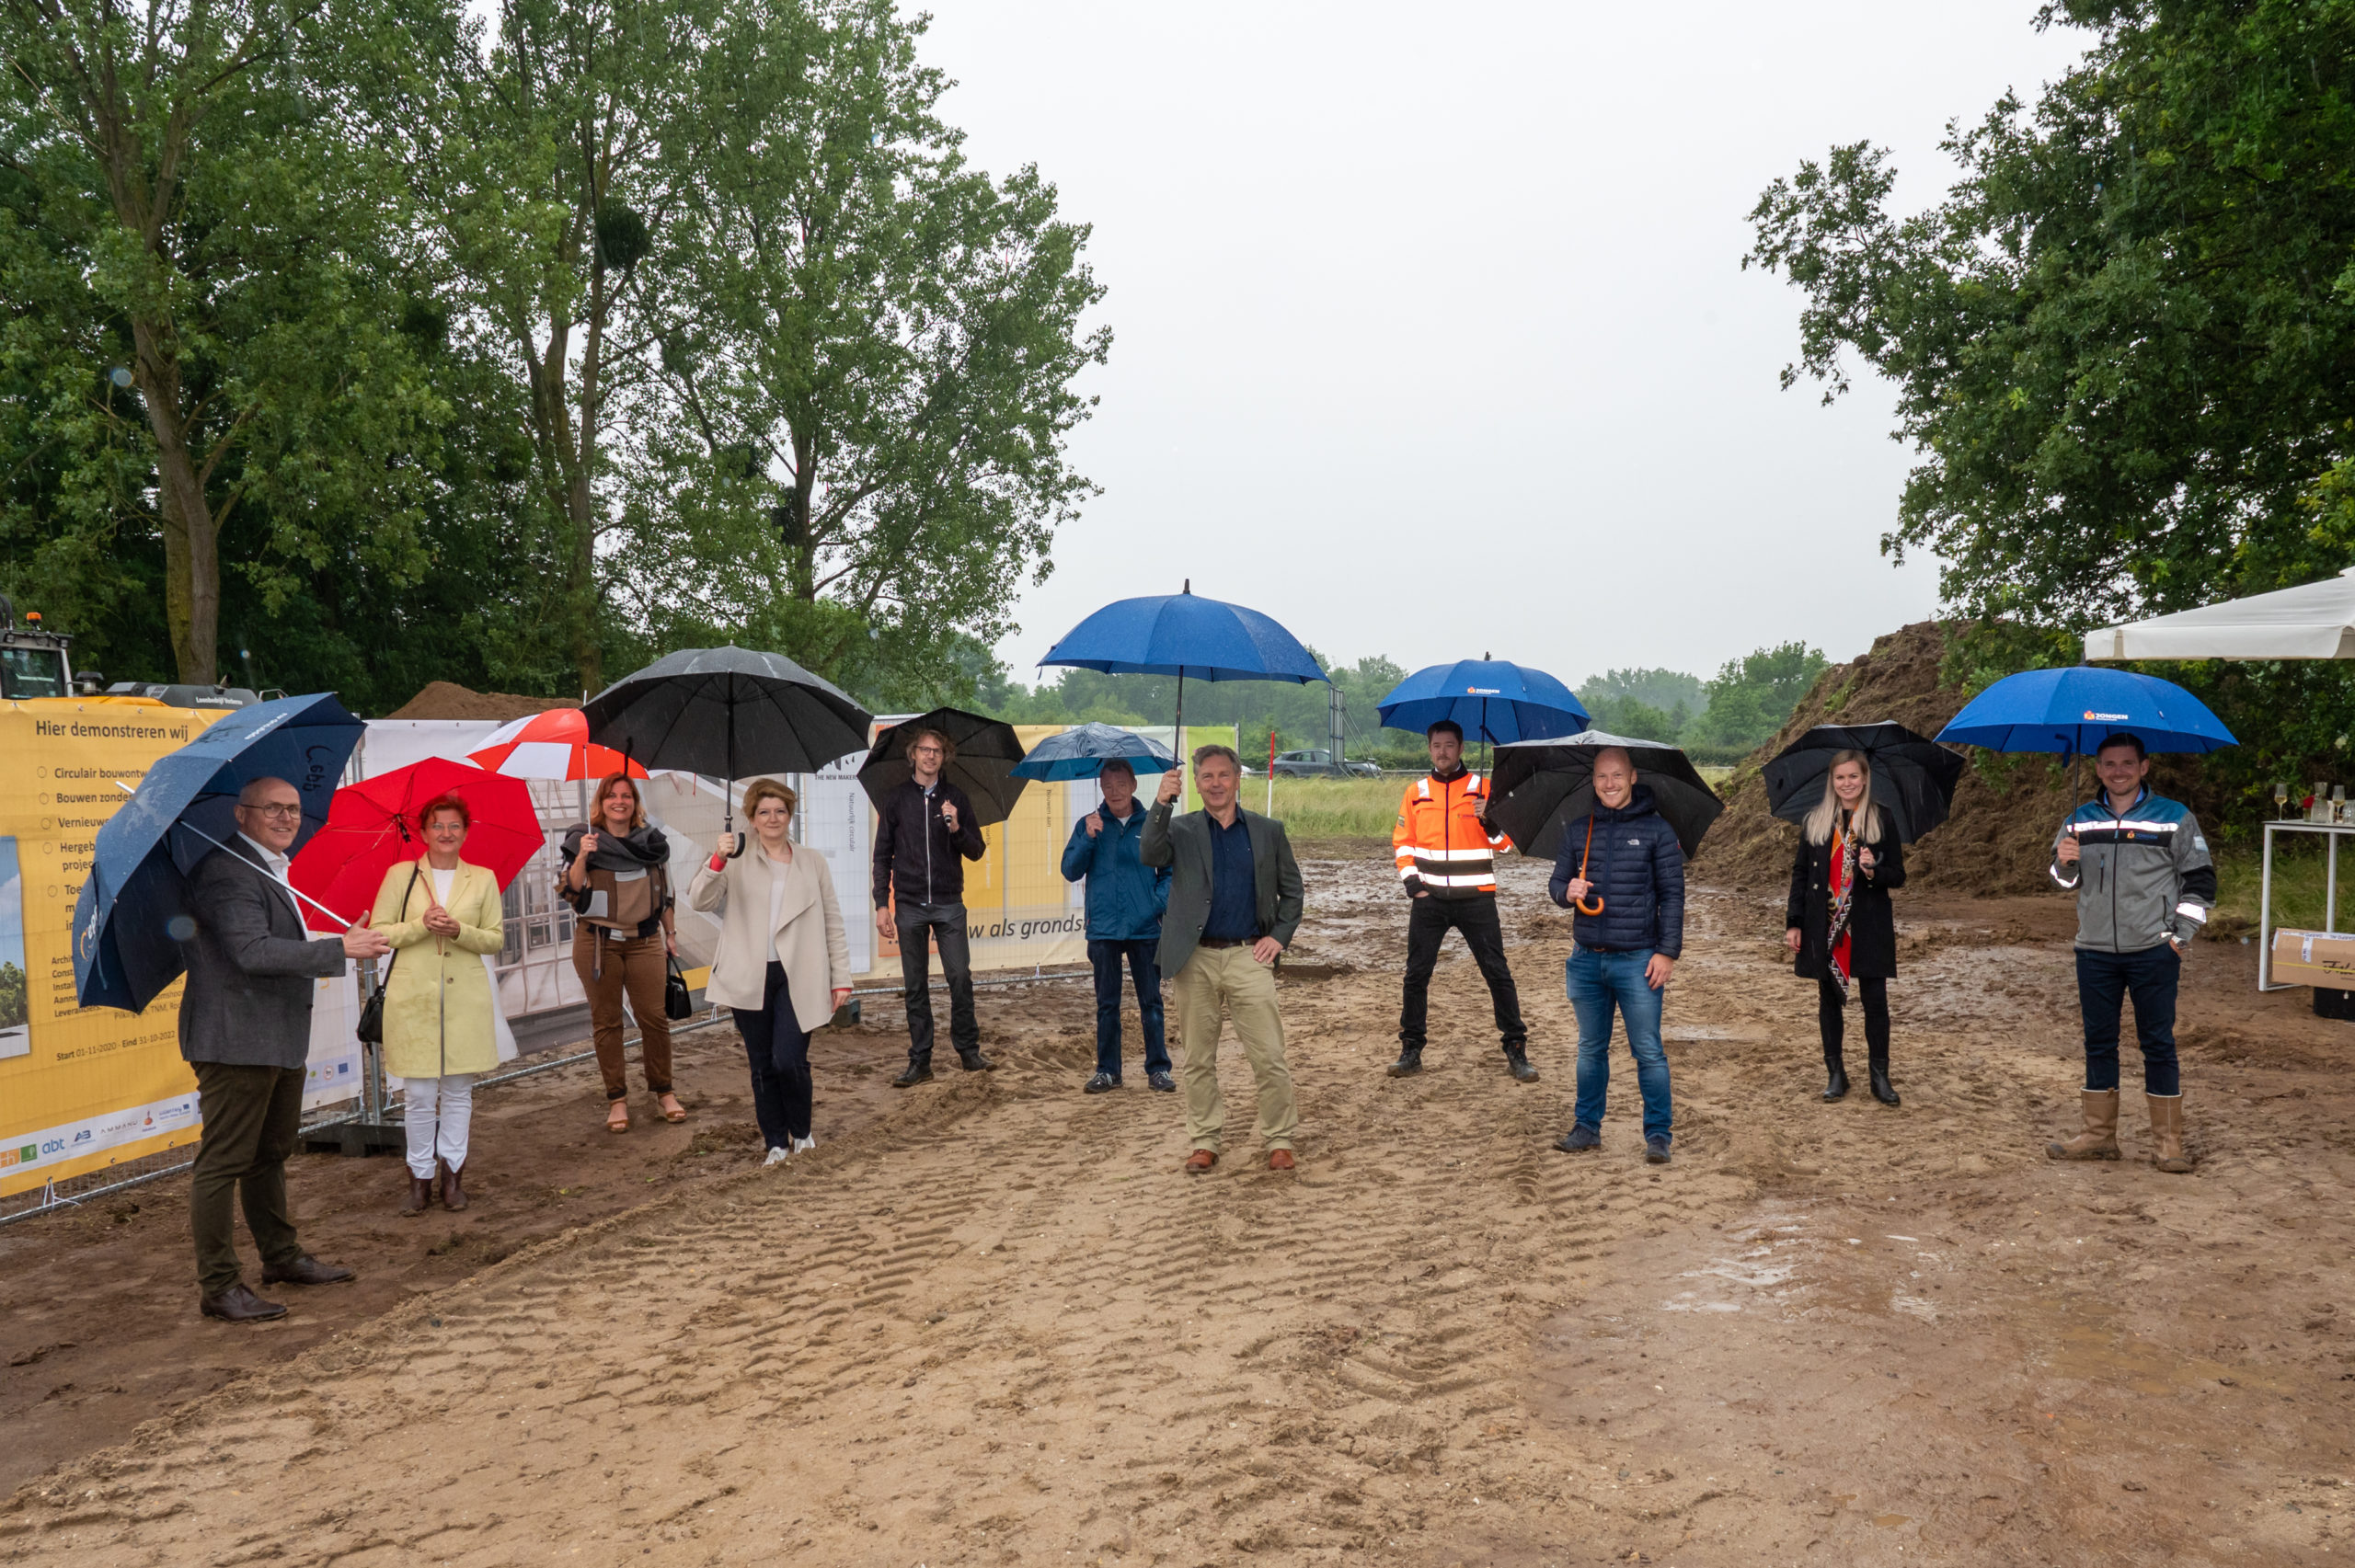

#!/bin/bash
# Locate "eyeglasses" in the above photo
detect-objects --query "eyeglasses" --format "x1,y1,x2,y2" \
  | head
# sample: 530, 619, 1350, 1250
426, 820, 467, 833
240, 803, 303, 820
913, 746, 944, 757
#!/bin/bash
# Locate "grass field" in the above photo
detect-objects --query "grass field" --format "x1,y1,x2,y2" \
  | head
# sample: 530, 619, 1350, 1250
1259, 765, 1740, 846
2210, 832, 2355, 939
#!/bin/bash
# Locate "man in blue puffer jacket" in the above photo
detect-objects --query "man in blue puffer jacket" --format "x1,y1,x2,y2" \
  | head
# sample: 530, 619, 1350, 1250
1061, 760, 1175, 1094
1547, 747, 1685, 1163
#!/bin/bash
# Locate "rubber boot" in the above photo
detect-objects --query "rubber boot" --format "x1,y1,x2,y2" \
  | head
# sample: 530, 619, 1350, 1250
1821, 1048, 1849, 1102
2147, 1093, 2194, 1173
2046, 1089, 2121, 1161
1386, 1045, 1424, 1078
1867, 1050, 1901, 1106
891, 1053, 934, 1089
1503, 1044, 1540, 1083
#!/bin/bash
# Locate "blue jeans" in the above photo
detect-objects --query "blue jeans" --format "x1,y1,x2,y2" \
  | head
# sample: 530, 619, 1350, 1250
2076, 944, 2180, 1095
1089, 938, 1168, 1077
1567, 945, 1672, 1141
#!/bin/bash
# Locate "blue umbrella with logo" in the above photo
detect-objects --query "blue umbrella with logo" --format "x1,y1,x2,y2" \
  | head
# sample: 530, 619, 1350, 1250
1039, 581, 1330, 747
1377, 657, 1589, 746
1936, 667, 2235, 756
1011, 722, 1178, 781
73, 692, 365, 1013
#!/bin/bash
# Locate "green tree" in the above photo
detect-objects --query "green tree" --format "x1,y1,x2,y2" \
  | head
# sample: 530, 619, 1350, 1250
1745, 0, 2355, 630
1686, 641, 1828, 752
1, 0, 449, 683
1578, 667, 1705, 718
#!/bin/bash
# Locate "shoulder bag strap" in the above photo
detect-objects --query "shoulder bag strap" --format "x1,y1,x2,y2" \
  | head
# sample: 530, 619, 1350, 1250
381, 863, 423, 986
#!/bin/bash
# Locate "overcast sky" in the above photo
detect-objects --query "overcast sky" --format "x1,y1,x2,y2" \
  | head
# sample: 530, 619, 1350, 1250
919, 2, 2090, 690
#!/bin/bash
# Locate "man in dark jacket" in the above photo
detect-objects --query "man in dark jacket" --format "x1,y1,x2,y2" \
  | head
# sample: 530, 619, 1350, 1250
871, 727, 991, 1085
182, 776, 389, 1322
1062, 759, 1174, 1094
1547, 748, 1684, 1163
1142, 744, 1304, 1173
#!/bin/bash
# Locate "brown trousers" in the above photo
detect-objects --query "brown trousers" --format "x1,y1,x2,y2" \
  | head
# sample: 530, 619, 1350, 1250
190, 1061, 307, 1297
572, 928, 674, 1101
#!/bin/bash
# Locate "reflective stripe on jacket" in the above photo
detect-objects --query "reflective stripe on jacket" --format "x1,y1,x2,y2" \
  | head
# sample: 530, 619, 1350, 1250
2050, 788, 2216, 952
1393, 771, 1510, 898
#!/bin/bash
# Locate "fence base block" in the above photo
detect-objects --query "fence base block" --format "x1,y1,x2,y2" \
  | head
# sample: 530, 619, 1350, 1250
300, 1118, 407, 1157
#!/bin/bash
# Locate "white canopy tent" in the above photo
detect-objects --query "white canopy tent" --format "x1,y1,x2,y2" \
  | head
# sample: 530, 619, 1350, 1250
2085, 566, 2355, 660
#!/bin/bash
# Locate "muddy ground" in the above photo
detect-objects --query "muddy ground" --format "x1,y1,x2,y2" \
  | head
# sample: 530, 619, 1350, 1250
5, 850, 2354, 1566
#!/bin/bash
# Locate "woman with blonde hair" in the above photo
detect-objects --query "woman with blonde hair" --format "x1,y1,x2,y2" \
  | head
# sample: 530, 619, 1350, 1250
562, 773, 684, 1132
371, 794, 510, 1214
1784, 750, 1907, 1105
690, 779, 851, 1164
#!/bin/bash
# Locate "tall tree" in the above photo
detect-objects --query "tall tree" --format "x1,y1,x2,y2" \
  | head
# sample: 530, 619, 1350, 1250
627, 0, 1108, 690
0, 0, 446, 682
1746, 0, 2355, 629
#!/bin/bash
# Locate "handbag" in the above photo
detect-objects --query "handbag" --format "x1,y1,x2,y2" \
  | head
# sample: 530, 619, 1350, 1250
355, 864, 421, 1046
664, 954, 693, 1021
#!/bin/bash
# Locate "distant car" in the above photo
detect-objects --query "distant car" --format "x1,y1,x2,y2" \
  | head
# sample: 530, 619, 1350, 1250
1270, 749, 1380, 779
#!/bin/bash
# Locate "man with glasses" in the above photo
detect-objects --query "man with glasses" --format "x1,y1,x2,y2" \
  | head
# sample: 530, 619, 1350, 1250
872, 727, 991, 1085
181, 776, 390, 1322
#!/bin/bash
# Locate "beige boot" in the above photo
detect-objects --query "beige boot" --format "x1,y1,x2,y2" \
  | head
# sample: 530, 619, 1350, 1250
2046, 1089, 2121, 1161
2146, 1093, 2194, 1173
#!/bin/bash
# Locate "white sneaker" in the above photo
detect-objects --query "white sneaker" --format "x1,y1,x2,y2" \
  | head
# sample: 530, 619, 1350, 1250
789, 1135, 816, 1154
763, 1146, 790, 1167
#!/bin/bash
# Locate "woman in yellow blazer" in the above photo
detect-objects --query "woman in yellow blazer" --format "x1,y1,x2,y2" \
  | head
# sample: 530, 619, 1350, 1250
371, 794, 508, 1215
688, 778, 850, 1166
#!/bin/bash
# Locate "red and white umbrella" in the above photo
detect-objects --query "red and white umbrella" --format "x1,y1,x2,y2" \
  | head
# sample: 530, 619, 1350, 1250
467, 708, 649, 783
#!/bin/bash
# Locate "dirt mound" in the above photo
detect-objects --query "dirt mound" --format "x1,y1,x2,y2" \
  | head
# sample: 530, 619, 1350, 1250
1695, 621, 2207, 899
382, 681, 579, 721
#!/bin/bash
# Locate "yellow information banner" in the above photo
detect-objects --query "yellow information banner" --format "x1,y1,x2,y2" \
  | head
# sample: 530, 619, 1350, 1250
0, 699, 229, 1197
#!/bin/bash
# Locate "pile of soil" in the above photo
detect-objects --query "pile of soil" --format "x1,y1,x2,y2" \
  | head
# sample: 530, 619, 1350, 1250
1694, 621, 2208, 898
381, 681, 579, 722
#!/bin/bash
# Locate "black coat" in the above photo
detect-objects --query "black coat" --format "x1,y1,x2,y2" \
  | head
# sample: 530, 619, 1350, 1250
1547, 786, 1686, 958
870, 778, 987, 910
1786, 818, 1906, 979
178, 848, 350, 1069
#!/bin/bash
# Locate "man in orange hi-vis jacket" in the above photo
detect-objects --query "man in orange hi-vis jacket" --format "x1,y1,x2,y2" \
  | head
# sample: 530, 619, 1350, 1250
1390, 720, 1534, 1082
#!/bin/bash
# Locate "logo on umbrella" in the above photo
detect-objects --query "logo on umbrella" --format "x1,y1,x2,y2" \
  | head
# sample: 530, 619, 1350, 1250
1465, 687, 1500, 695
2082, 710, 2130, 722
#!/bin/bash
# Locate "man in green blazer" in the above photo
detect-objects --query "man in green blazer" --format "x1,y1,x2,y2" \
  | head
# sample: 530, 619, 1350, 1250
1141, 743, 1305, 1173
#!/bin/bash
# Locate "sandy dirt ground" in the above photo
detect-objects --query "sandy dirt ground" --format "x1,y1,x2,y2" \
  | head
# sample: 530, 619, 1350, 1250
6, 849, 2355, 1566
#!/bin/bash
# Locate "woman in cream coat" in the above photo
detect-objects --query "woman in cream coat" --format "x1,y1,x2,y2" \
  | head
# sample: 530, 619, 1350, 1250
371, 795, 508, 1214
689, 778, 851, 1165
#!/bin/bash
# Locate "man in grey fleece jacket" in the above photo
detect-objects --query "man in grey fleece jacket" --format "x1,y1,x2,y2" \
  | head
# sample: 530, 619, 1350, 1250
2045, 734, 2216, 1173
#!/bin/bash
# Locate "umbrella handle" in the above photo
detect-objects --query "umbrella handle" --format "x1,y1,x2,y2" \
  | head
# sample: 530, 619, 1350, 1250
1573, 816, 1604, 916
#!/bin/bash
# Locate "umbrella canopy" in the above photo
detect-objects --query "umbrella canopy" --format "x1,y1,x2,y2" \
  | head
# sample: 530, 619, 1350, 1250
581, 647, 872, 828
2085, 566, 2355, 660
73, 693, 365, 1013
1936, 667, 2235, 756
1011, 722, 1177, 781
858, 709, 1031, 828
289, 759, 545, 933
468, 708, 646, 782
1040, 585, 1329, 685
1376, 658, 1590, 745
1763, 722, 1967, 844
1488, 730, 1725, 860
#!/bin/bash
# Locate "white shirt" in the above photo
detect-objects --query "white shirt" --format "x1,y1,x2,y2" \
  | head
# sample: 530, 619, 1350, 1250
765, 850, 793, 966
236, 831, 303, 921
430, 866, 456, 904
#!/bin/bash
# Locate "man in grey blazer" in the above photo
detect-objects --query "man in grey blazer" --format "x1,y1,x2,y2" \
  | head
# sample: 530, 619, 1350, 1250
181, 776, 389, 1322
1141, 744, 1304, 1173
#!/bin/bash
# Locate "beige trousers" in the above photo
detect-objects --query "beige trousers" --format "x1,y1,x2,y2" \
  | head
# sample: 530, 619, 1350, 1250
1170, 944, 1297, 1153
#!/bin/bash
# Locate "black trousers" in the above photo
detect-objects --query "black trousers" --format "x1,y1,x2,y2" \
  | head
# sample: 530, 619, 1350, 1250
190, 1061, 307, 1297
731, 961, 813, 1148
2076, 944, 2180, 1095
898, 902, 978, 1062
1398, 892, 1525, 1049
1817, 974, 1890, 1067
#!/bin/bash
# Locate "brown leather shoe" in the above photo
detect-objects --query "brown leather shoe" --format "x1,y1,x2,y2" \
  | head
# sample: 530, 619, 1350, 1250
1268, 1149, 1296, 1172
1183, 1150, 1217, 1173
262, 1254, 356, 1287
200, 1283, 288, 1323
441, 1162, 469, 1211
401, 1173, 434, 1216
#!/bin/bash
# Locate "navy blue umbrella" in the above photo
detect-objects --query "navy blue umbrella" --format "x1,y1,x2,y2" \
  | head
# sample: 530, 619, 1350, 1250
1039, 581, 1329, 746
1936, 667, 2235, 756
1376, 658, 1589, 745
1011, 722, 1178, 781
73, 693, 365, 1013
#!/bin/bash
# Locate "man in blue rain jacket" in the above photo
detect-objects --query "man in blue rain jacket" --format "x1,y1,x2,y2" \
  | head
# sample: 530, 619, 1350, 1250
1062, 759, 1175, 1093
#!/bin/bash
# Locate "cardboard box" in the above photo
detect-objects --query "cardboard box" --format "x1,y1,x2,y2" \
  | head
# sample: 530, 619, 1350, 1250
2269, 928, 2355, 987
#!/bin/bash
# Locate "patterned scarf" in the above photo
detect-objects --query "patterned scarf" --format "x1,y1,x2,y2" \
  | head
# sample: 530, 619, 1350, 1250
1823, 813, 1859, 1001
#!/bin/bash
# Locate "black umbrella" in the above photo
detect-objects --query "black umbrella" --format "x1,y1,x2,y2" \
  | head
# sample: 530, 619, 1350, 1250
858, 708, 1031, 829
581, 646, 873, 836
1489, 730, 1725, 860
1763, 722, 1964, 843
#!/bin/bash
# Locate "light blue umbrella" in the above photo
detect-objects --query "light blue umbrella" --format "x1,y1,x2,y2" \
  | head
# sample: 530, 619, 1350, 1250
1011, 722, 1178, 781
1936, 667, 2235, 756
